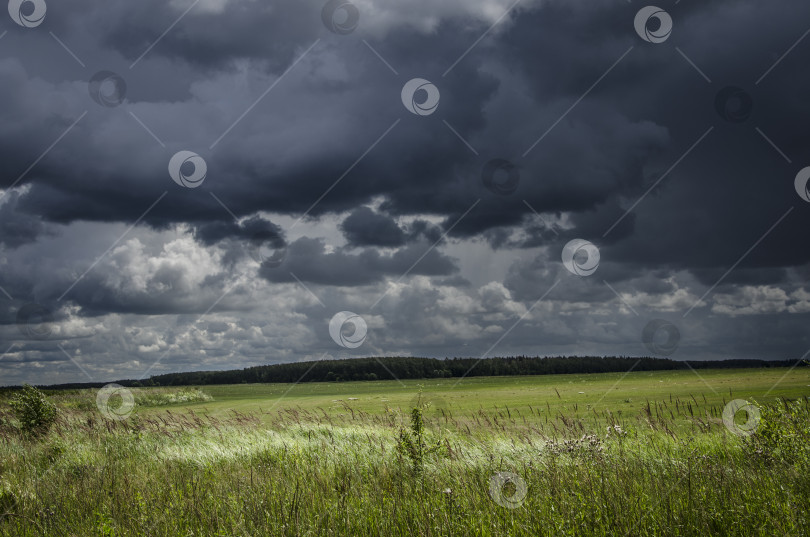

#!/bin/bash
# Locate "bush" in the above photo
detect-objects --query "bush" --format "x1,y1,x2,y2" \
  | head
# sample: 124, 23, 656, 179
747, 397, 810, 468
397, 393, 444, 476
9, 384, 58, 435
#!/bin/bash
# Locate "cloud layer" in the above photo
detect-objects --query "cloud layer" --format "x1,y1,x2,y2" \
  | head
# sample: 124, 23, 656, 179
0, 0, 809, 385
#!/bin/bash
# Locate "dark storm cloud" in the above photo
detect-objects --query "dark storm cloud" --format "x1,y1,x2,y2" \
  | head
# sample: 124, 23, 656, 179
338, 207, 444, 247
259, 236, 458, 286
98, 0, 319, 70
114, 1, 810, 287
1, 0, 810, 385
0, 0, 663, 238
194, 215, 285, 247
542, 1, 810, 279
192, 214, 288, 268
473, 0, 810, 283
0, 189, 50, 247
340, 206, 406, 247
0, 0, 807, 275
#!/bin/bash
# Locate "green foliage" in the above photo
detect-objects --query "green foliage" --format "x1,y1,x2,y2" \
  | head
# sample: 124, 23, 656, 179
143, 355, 800, 386
0, 370, 809, 535
0, 480, 18, 513
40, 438, 67, 465
747, 397, 810, 468
8, 384, 58, 435
397, 393, 444, 475
94, 511, 116, 536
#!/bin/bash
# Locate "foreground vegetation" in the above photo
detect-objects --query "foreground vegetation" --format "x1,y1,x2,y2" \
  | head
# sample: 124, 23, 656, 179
0, 368, 808, 536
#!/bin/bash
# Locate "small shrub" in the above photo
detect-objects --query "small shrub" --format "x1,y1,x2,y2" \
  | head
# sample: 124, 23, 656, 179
747, 397, 810, 468
397, 396, 443, 475
8, 384, 58, 435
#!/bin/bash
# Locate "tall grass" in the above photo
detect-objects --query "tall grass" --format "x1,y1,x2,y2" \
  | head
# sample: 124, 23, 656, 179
0, 388, 808, 536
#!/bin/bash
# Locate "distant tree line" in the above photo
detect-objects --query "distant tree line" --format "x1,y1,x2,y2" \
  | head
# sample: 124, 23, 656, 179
21, 355, 802, 390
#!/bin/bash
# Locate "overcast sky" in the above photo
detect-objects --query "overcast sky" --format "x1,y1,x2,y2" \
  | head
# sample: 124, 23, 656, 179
0, 0, 808, 385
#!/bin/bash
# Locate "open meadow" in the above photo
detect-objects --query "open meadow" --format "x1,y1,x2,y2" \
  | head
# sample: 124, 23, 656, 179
1, 367, 809, 536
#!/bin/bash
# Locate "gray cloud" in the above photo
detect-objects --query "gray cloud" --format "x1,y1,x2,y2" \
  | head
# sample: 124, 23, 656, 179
259, 236, 459, 286
340, 206, 406, 247
0, 0, 809, 384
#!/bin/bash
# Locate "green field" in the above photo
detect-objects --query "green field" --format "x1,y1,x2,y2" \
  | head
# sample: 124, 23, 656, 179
189, 367, 810, 420
1, 367, 809, 536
